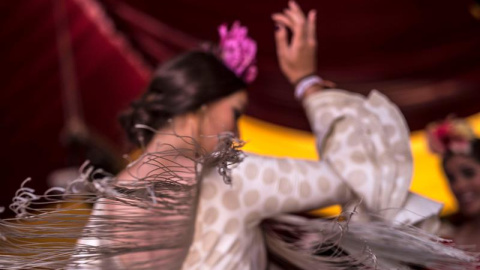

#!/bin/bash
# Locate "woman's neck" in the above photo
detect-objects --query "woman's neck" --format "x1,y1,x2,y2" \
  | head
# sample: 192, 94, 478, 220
456, 214, 480, 236
121, 116, 201, 181
145, 115, 201, 157
469, 215, 480, 227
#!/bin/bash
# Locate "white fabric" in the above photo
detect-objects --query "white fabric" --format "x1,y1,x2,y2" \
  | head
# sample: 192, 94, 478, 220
183, 89, 443, 269
394, 192, 443, 226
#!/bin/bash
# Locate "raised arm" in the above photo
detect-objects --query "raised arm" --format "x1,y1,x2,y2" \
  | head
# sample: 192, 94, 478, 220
228, 152, 350, 220
213, 2, 351, 219
268, 1, 442, 224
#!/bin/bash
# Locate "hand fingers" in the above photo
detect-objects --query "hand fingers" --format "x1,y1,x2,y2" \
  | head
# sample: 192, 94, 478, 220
286, 3, 305, 30
274, 24, 289, 57
283, 8, 299, 29
307, 10, 317, 45
285, 2, 307, 47
291, 23, 307, 49
271, 13, 294, 30
288, 0, 306, 22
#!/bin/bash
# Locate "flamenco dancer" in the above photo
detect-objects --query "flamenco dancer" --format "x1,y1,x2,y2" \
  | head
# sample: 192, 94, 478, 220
1, 1, 478, 269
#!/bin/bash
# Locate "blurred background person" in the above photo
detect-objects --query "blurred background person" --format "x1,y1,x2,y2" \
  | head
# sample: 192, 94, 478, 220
427, 118, 480, 251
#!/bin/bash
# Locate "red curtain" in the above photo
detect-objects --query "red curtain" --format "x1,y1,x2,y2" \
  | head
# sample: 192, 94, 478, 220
1, 0, 148, 215
102, 0, 480, 131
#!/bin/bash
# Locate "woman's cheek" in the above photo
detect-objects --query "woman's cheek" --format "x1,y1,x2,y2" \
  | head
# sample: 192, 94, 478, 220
218, 112, 235, 133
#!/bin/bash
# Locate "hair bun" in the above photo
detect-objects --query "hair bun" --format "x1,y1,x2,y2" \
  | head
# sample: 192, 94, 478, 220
119, 100, 163, 147
119, 51, 246, 147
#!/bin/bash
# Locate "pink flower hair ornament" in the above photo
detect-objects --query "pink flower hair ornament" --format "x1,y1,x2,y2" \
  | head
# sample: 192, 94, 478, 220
218, 21, 257, 84
202, 21, 257, 84
426, 117, 476, 156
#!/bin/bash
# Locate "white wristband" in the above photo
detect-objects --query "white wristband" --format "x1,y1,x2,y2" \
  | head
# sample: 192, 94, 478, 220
294, 75, 324, 100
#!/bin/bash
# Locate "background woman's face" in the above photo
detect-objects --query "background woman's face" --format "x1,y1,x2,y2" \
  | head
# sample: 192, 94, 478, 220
445, 155, 480, 217
198, 90, 248, 153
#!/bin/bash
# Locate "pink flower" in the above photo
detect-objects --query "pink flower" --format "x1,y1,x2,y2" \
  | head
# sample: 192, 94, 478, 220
218, 21, 257, 83
426, 118, 474, 155
427, 127, 447, 155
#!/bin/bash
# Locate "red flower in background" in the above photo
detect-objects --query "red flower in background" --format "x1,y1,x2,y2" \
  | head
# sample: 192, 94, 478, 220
426, 118, 475, 155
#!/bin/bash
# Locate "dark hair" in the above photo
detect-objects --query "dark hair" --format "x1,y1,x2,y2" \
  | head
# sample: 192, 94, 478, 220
442, 138, 480, 223
442, 138, 480, 175
119, 51, 247, 146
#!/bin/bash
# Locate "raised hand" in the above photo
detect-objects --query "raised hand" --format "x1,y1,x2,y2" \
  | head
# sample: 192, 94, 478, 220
272, 1, 317, 84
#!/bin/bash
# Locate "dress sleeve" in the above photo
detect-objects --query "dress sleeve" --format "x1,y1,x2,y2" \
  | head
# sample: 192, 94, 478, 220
234, 89, 442, 226
302, 89, 442, 224
231, 152, 350, 220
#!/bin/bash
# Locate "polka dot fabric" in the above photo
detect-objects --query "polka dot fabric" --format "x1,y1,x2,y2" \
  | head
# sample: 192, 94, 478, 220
182, 90, 443, 269
303, 90, 414, 218
183, 155, 347, 269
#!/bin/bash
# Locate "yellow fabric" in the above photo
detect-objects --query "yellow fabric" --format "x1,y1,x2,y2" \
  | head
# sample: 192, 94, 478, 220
239, 113, 480, 216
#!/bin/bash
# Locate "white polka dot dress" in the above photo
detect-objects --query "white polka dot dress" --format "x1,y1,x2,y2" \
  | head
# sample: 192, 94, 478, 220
183, 155, 347, 269
182, 89, 445, 269
4, 89, 476, 270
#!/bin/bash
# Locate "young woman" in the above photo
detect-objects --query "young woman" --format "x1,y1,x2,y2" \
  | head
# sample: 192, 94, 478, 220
427, 118, 480, 253
1, 1, 477, 269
